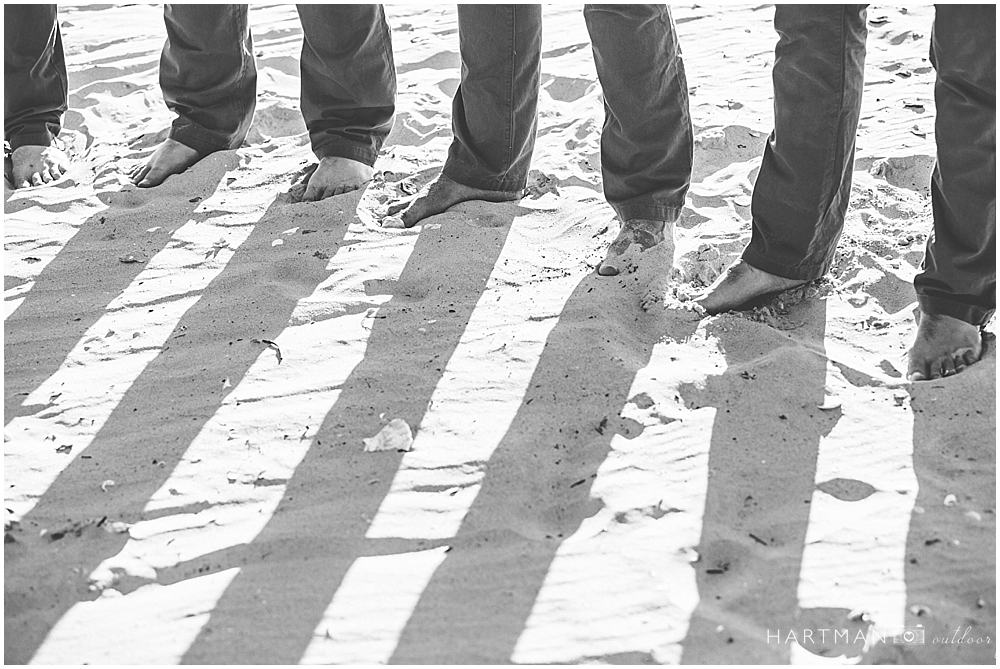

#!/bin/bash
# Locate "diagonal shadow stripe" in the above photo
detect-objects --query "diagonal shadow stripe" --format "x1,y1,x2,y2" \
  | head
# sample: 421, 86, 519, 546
385, 273, 700, 663
4, 155, 237, 425
679, 299, 838, 663
3, 191, 352, 664
178, 204, 524, 664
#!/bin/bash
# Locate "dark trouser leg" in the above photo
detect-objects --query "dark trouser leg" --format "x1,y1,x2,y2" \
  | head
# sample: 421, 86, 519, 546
584, 4, 692, 223
443, 5, 542, 192
744, 5, 867, 281
914, 5, 996, 326
159, 4, 256, 156
4, 4, 66, 149
296, 4, 395, 166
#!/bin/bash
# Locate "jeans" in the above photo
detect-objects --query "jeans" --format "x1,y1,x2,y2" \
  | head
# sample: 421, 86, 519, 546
445, 4, 693, 223
4, 4, 66, 149
916, 5, 995, 326
160, 4, 396, 165
747, 4, 995, 326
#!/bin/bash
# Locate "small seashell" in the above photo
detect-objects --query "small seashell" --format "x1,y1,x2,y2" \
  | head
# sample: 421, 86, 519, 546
381, 215, 407, 229
100, 480, 115, 492
272, 239, 283, 246
363, 418, 414, 452
817, 397, 842, 411
965, 510, 982, 522
104, 521, 130, 534
943, 494, 957, 507
847, 609, 871, 622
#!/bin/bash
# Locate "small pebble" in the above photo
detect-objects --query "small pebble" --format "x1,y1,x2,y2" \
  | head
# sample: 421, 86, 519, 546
965, 510, 982, 522
271, 239, 283, 246
909, 604, 931, 617
976, 598, 986, 608
715, 625, 725, 633
847, 609, 871, 623
381, 215, 406, 229
100, 480, 115, 492
943, 493, 957, 507
913, 505, 925, 514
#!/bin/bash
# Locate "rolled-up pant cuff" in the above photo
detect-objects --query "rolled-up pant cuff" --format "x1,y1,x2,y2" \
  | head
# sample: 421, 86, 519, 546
742, 244, 830, 282
917, 294, 995, 328
313, 141, 380, 168
612, 203, 682, 224
169, 123, 236, 157
8, 132, 56, 150
441, 164, 527, 193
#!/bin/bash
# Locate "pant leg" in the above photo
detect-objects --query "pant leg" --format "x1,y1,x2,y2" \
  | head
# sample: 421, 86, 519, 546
159, 4, 256, 156
442, 5, 542, 192
4, 4, 66, 149
296, 4, 395, 166
914, 5, 996, 326
585, 4, 692, 223
744, 5, 868, 281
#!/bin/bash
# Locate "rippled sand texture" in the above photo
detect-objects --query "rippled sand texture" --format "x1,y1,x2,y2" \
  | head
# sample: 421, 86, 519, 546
4, 4, 994, 665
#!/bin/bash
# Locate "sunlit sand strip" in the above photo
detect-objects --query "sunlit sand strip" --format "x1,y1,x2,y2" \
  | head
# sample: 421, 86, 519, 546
790, 363, 917, 665
82, 228, 417, 607
511, 343, 717, 664
363, 270, 584, 540
3, 194, 108, 321
4, 220, 254, 521
86, 308, 377, 594
29, 569, 240, 665
300, 547, 451, 664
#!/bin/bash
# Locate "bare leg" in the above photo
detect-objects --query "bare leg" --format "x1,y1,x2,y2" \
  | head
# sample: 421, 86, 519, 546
383, 173, 521, 228
906, 312, 983, 381
129, 138, 202, 188
300, 156, 373, 202
695, 259, 807, 315
10, 145, 68, 188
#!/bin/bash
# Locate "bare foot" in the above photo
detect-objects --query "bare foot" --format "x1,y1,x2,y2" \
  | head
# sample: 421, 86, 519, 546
383, 173, 521, 228
594, 219, 679, 312
906, 312, 983, 381
597, 219, 671, 277
10, 145, 69, 188
694, 259, 806, 315
300, 156, 373, 201
130, 138, 202, 188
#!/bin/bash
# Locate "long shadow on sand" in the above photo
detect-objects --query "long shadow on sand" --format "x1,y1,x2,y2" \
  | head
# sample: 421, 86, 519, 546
385, 276, 701, 663
177, 204, 525, 663
678, 298, 840, 663
3, 189, 352, 664
4, 155, 236, 424
867, 352, 996, 664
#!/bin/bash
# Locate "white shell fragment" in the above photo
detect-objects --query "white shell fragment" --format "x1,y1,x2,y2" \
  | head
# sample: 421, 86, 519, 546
817, 397, 842, 411
943, 494, 958, 507
100, 480, 115, 492
381, 215, 406, 229
363, 418, 414, 452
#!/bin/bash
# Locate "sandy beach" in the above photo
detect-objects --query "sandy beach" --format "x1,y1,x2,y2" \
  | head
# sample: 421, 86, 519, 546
4, 3, 995, 664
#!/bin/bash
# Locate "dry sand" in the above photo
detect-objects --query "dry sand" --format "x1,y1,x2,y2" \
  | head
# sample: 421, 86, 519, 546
4, 3, 995, 665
